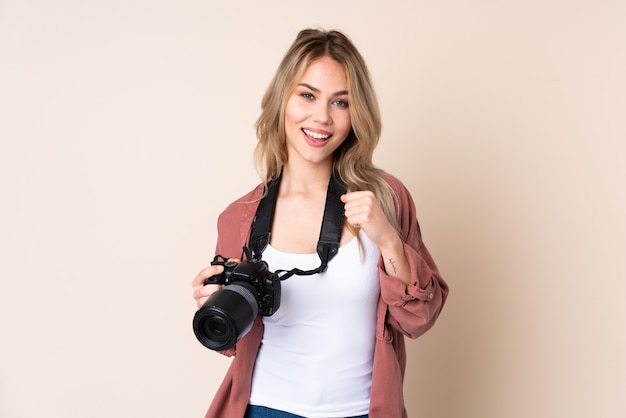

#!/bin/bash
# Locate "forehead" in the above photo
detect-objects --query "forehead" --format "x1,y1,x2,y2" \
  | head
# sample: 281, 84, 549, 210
297, 56, 348, 91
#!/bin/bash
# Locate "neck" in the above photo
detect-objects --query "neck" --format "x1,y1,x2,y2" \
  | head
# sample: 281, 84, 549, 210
280, 161, 333, 194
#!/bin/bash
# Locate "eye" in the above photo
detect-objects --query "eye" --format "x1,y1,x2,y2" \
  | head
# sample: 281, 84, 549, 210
333, 99, 349, 108
300, 92, 315, 100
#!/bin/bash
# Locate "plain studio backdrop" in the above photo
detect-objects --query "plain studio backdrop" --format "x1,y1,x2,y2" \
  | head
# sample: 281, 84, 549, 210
1, 1, 625, 417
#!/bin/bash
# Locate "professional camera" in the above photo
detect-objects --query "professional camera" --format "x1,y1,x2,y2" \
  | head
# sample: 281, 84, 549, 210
192, 255, 281, 351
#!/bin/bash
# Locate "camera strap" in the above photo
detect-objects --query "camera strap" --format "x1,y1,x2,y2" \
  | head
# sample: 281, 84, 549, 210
249, 171, 347, 281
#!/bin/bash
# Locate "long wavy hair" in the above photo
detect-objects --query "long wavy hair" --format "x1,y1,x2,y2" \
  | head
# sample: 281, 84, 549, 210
254, 28, 400, 236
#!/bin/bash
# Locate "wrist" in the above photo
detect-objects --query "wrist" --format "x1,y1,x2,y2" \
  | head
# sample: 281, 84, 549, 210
378, 233, 404, 255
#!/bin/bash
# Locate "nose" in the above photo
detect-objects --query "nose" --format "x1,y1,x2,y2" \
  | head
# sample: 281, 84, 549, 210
313, 103, 332, 125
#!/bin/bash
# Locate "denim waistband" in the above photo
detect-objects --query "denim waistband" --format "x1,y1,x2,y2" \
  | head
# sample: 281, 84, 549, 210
244, 404, 368, 418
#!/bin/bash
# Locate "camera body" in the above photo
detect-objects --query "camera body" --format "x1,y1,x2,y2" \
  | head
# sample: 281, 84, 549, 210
204, 257, 280, 316
193, 256, 281, 351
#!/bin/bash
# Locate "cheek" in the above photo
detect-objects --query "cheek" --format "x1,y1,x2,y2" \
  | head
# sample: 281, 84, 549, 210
284, 100, 307, 127
335, 111, 352, 136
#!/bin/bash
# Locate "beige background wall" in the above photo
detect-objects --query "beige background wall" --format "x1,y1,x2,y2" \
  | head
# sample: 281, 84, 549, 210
1, 1, 624, 417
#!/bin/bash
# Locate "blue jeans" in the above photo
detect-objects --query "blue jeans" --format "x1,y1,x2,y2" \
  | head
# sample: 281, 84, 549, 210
244, 404, 368, 418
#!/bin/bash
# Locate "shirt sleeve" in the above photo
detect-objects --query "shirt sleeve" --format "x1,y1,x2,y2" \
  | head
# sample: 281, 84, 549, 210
212, 185, 264, 358
378, 175, 449, 339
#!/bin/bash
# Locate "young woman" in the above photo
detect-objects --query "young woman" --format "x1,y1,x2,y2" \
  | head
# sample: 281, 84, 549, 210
191, 28, 448, 418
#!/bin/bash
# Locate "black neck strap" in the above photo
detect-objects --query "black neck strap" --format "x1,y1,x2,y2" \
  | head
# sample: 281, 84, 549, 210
249, 171, 347, 280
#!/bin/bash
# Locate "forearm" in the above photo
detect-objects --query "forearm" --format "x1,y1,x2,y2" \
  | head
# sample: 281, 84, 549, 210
379, 234, 411, 285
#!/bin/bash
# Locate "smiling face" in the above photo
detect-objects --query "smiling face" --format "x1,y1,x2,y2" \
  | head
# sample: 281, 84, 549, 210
283, 56, 352, 170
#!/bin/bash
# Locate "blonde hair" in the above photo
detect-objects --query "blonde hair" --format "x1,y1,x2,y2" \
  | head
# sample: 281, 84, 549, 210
254, 28, 400, 236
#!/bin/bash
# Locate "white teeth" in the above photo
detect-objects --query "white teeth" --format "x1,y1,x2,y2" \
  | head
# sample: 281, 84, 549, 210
303, 129, 330, 140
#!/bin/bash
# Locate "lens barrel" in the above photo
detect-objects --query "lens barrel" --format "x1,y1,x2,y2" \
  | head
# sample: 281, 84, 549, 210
192, 282, 259, 351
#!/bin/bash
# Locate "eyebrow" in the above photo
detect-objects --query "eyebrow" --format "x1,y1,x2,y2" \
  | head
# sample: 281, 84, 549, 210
297, 83, 349, 96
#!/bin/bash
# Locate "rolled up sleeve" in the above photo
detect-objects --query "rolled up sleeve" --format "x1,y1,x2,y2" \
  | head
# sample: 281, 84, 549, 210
378, 173, 449, 339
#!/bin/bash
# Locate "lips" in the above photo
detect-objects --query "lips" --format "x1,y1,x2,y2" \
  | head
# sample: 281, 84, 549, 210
302, 128, 332, 148
303, 128, 330, 140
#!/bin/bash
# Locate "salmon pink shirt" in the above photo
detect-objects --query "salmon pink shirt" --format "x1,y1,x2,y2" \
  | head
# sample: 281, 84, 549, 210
203, 173, 449, 418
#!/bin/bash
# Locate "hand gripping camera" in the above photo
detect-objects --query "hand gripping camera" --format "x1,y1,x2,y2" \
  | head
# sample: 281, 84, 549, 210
192, 255, 281, 351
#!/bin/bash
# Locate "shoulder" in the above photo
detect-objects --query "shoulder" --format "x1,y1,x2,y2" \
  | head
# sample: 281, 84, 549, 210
215, 183, 266, 258
380, 171, 413, 202
380, 171, 403, 189
223, 183, 265, 208
218, 183, 265, 222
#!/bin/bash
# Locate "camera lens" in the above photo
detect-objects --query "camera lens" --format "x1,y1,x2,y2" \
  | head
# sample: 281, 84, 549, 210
206, 316, 228, 336
193, 282, 259, 351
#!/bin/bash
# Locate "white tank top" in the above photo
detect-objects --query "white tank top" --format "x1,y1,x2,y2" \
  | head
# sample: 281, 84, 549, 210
248, 231, 381, 417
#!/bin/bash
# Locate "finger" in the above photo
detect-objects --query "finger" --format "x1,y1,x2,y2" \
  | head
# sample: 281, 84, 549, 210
191, 257, 242, 288
341, 190, 373, 202
344, 211, 365, 226
342, 193, 376, 213
341, 193, 359, 205
193, 284, 223, 308
191, 264, 224, 289
345, 217, 360, 228
343, 199, 364, 215
195, 294, 210, 309
194, 283, 223, 299
345, 203, 373, 221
